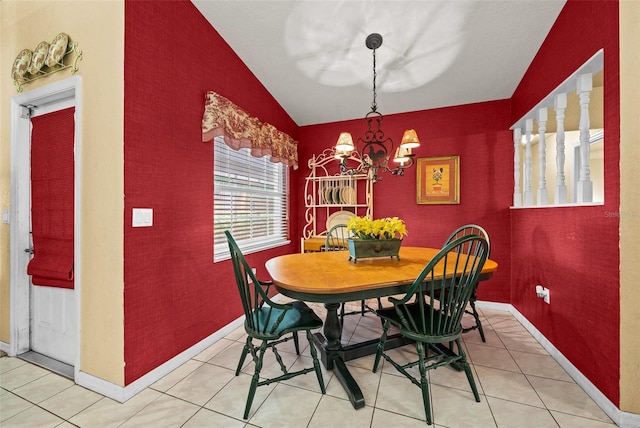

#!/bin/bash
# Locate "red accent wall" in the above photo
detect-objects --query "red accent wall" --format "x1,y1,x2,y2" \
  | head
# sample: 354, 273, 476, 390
123, 0, 300, 384
298, 100, 514, 304
510, 0, 620, 404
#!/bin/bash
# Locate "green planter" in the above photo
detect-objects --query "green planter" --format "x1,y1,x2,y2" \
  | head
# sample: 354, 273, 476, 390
347, 238, 402, 263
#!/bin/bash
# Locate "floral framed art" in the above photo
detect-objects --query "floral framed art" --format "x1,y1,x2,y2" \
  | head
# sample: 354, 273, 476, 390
416, 156, 460, 204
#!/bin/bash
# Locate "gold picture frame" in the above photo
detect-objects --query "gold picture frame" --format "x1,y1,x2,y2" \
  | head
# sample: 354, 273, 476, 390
416, 156, 460, 204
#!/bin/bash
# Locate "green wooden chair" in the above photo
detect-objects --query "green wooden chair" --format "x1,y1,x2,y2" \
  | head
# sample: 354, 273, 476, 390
372, 235, 489, 425
443, 224, 491, 342
324, 224, 382, 325
324, 223, 350, 252
225, 231, 326, 419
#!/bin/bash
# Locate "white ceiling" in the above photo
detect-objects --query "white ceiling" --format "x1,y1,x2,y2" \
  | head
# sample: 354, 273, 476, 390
192, 0, 566, 126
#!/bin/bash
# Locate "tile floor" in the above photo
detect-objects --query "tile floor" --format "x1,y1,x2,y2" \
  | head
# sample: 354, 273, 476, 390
0, 303, 615, 427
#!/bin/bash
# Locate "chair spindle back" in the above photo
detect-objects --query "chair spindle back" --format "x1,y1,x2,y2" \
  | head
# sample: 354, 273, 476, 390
225, 230, 288, 338
325, 223, 349, 251
391, 235, 489, 342
444, 224, 491, 258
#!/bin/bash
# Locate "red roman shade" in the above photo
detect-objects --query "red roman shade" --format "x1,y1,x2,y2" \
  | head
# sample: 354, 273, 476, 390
26, 107, 75, 289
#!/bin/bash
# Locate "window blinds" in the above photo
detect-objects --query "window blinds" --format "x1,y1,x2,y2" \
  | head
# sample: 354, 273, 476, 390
214, 137, 289, 261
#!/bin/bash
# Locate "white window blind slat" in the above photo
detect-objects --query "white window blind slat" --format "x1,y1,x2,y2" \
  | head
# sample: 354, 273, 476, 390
213, 136, 289, 261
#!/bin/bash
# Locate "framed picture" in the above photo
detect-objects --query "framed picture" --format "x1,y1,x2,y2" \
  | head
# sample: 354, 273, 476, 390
416, 156, 460, 204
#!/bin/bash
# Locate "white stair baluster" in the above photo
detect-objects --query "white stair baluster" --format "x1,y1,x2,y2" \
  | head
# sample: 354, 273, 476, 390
523, 119, 534, 206
537, 108, 548, 205
576, 73, 593, 203
554, 93, 568, 204
513, 128, 522, 207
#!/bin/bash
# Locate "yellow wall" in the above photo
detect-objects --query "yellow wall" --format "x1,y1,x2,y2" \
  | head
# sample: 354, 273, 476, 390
0, 1, 125, 385
619, 0, 640, 415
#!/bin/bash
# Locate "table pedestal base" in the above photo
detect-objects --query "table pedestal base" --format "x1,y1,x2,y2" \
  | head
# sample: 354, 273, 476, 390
312, 331, 414, 409
312, 302, 415, 409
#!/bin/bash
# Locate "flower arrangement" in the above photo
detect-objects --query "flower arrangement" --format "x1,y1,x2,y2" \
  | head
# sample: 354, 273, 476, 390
347, 216, 408, 240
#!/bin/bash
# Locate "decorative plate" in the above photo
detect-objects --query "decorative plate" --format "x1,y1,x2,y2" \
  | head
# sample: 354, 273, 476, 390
326, 210, 355, 231
332, 187, 341, 205
28, 41, 49, 75
324, 186, 333, 204
45, 33, 69, 67
11, 49, 33, 80
341, 186, 356, 204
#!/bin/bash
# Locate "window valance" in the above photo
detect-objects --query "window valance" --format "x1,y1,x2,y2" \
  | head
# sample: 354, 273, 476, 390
201, 91, 298, 169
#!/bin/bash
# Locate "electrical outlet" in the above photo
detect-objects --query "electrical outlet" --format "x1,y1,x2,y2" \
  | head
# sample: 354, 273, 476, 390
535, 285, 550, 304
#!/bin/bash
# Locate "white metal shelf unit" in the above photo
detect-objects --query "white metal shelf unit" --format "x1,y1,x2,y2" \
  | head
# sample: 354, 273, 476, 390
302, 148, 373, 240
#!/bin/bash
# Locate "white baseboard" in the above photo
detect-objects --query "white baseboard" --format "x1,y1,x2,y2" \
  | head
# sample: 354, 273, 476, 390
74, 297, 293, 402
476, 301, 640, 428
76, 315, 245, 403
0, 341, 10, 354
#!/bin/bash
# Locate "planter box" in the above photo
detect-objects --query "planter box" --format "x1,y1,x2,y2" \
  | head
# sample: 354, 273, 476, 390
347, 238, 402, 263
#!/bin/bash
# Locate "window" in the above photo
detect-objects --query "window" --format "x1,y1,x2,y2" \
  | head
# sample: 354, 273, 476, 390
511, 50, 604, 207
214, 136, 290, 261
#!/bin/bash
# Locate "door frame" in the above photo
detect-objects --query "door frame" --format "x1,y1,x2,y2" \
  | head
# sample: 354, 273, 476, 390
9, 76, 83, 378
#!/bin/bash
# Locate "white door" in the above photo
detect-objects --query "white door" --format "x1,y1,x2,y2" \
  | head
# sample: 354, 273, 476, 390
9, 78, 81, 370
30, 286, 76, 364
28, 98, 76, 366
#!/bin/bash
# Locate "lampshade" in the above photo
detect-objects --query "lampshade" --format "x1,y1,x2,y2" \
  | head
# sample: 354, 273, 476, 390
335, 132, 355, 152
393, 147, 411, 164
400, 129, 420, 149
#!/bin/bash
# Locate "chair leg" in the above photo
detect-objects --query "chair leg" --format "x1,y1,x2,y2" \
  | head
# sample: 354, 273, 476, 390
469, 298, 486, 342
376, 298, 384, 328
360, 300, 366, 316
372, 321, 389, 373
417, 342, 433, 425
456, 339, 480, 402
244, 341, 268, 419
306, 330, 326, 394
293, 332, 300, 354
340, 303, 346, 326
236, 336, 252, 376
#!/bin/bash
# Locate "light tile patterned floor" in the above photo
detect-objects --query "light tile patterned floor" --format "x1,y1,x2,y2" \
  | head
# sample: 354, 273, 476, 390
0, 304, 615, 427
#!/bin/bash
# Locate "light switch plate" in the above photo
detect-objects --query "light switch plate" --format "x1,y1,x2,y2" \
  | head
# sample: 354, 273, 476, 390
132, 208, 153, 227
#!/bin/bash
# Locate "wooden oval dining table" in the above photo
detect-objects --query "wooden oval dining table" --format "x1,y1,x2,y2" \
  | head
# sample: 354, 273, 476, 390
265, 246, 498, 409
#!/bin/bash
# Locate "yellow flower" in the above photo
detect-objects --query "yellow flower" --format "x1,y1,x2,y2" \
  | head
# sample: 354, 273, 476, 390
347, 216, 407, 240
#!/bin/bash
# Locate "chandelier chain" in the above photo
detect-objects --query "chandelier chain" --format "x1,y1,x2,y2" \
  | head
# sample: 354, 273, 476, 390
371, 48, 377, 112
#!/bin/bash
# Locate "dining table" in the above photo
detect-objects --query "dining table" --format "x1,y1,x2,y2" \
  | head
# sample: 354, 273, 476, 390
265, 246, 498, 409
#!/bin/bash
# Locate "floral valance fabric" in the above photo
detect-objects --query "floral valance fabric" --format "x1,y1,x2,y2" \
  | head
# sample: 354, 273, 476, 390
201, 91, 298, 169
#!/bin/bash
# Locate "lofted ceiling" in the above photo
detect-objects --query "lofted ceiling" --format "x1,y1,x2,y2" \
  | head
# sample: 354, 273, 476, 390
192, 0, 567, 126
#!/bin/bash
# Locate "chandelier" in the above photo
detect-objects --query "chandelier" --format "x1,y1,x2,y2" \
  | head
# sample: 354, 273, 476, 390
333, 33, 421, 183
